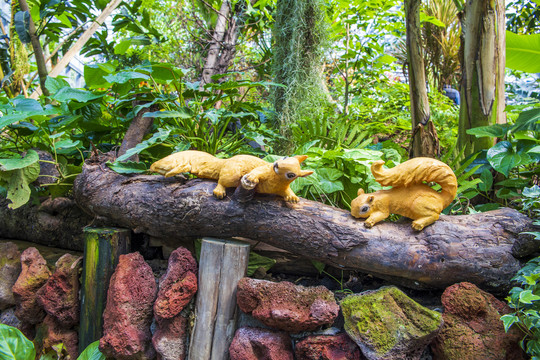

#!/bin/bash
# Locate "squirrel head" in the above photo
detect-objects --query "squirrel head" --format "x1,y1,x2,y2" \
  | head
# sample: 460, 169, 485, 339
272, 155, 313, 183
351, 188, 375, 218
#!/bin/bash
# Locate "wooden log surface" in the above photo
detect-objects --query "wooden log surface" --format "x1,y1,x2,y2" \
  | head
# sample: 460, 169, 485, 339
72, 163, 539, 292
78, 227, 131, 353
189, 238, 250, 360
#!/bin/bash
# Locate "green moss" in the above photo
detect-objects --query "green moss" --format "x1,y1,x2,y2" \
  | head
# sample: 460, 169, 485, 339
341, 286, 442, 356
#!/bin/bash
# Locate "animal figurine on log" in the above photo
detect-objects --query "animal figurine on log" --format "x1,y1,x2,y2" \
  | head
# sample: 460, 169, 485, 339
150, 150, 313, 202
351, 157, 457, 231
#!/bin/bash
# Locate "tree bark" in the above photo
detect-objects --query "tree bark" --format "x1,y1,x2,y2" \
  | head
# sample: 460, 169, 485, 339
456, 0, 505, 157
0, 197, 92, 251
72, 162, 538, 293
18, 0, 49, 97
200, 0, 231, 87
405, 0, 438, 158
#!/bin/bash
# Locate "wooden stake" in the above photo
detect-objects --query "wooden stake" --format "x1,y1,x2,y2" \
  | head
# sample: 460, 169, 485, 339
78, 227, 130, 353
189, 238, 250, 360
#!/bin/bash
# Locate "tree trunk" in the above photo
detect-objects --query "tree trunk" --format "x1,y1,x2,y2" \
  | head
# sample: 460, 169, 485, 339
18, 0, 49, 97
405, 0, 438, 158
29, 0, 123, 99
200, 0, 231, 87
456, 0, 505, 157
72, 162, 538, 293
0, 197, 92, 251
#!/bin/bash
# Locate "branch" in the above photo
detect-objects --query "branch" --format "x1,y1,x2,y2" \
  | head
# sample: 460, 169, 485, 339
72, 163, 538, 293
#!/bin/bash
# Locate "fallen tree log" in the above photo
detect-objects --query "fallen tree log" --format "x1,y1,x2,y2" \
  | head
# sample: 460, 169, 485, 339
73, 162, 539, 292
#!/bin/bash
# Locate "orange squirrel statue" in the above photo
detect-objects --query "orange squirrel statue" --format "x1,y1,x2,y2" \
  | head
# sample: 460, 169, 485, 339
351, 157, 457, 231
150, 150, 313, 202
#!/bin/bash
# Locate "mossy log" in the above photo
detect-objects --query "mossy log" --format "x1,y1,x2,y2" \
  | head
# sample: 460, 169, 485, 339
79, 227, 130, 353
72, 162, 539, 292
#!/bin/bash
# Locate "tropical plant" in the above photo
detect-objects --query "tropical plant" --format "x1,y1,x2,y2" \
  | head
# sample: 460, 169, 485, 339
0, 324, 106, 359
502, 188, 540, 357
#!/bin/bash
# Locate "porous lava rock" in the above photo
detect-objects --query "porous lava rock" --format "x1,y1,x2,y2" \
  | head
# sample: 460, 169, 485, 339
236, 278, 339, 333
0, 307, 21, 328
152, 315, 189, 360
152, 247, 197, 360
36, 254, 82, 328
0, 242, 21, 310
153, 247, 197, 320
229, 326, 294, 360
12, 247, 51, 324
431, 282, 526, 360
341, 286, 443, 360
41, 315, 79, 360
99, 252, 157, 360
295, 333, 364, 360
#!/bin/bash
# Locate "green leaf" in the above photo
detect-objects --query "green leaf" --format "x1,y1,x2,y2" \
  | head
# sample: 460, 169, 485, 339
317, 168, 345, 193
246, 252, 276, 276
512, 108, 540, 133
519, 290, 540, 304
478, 168, 493, 192
77, 340, 106, 360
0, 150, 39, 171
54, 139, 82, 154
0, 162, 40, 209
52, 88, 103, 102
45, 77, 70, 95
466, 124, 510, 138
487, 141, 522, 177
104, 71, 150, 84
507, 31, 540, 73
114, 40, 131, 55
524, 185, 540, 198
84, 65, 112, 89
143, 109, 193, 119
106, 161, 147, 174
310, 260, 326, 274
14, 11, 30, 44
501, 314, 519, 332
0, 324, 36, 360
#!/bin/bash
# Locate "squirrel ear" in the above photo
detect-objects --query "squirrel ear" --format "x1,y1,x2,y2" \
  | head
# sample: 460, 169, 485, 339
357, 188, 365, 196
294, 155, 308, 163
300, 170, 313, 177
367, 195, 374, 203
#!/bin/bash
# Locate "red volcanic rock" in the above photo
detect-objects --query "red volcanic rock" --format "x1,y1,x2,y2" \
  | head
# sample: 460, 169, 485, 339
432, 282, 526, 360
41, 315, 79, 360
37, 254, 82, 328
0, 242, 21, 310
152, 316, 189, 360
295, 333, 364, 360
236, 278, 339, 333
99, 252, 158, 360
12, 247, 51, 324
229, 327, 294, 360
154, 247, 198, 320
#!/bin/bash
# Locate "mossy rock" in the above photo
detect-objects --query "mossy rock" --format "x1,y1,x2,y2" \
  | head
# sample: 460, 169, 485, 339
341, 286, 442, 360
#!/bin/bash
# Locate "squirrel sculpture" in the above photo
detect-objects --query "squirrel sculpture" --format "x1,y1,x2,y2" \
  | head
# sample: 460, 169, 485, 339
150, 150, 313, 202
351, 157, 457, 231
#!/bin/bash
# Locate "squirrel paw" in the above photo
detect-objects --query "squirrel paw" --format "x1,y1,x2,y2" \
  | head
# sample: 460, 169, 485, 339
241, 174, 259, 190
364, 220, 375, 228
284, 194, 299, 203
412, 221, 426, 231
213, 185, 227, 199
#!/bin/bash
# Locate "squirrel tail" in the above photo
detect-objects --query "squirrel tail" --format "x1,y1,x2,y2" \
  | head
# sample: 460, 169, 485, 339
150, 150, 223, 178
371, 157, 458, 208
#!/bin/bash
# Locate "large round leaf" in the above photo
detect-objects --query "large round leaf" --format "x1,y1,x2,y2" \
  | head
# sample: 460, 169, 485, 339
487, 141, 523, 177
0, 324, 35, 360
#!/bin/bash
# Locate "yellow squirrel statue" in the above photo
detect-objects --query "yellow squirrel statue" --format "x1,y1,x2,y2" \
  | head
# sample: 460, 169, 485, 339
150, 150, 313, 203
351, 157, 457, 231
